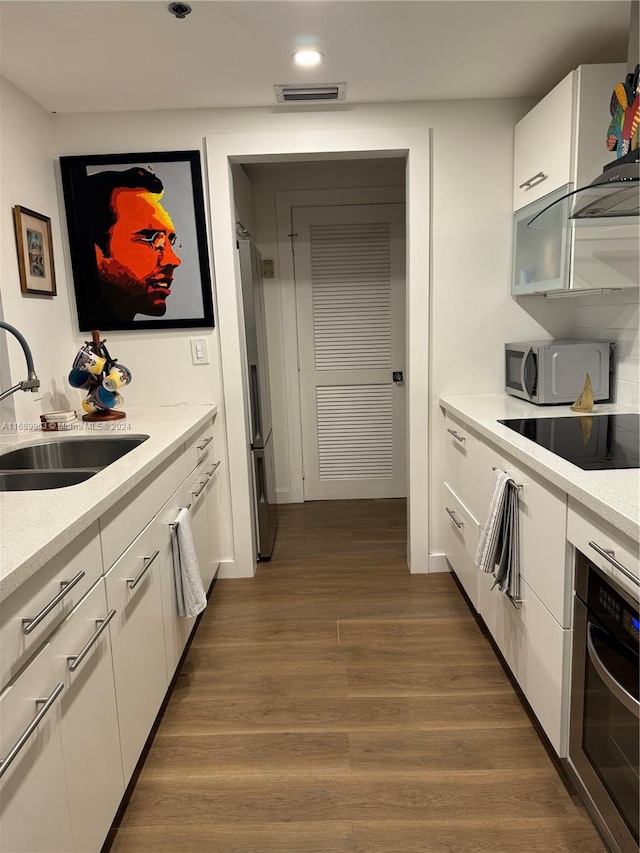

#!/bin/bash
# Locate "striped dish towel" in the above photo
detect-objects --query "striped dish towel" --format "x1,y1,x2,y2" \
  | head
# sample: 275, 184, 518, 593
475, 468, 521, 604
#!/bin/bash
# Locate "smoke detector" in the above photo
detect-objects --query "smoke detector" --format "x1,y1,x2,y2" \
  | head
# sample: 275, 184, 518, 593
274, 83, 346, 104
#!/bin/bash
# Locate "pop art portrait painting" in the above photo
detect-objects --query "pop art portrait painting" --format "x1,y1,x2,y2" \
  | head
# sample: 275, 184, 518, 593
60, 150, 214, 331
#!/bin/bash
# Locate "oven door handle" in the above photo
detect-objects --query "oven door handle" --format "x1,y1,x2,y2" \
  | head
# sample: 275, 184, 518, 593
587, 623, 639, 719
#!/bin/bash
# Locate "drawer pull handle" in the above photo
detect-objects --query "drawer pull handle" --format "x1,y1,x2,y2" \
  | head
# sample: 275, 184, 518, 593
447, 428, 465, 443
445, 506, 464, 529
205, 461, 221, 478
588, 541, 639, 588
127, 550, 160, 590
0, 682, 64, 779
197, 436, 213, 451
22, 571, 86, 635
67, 609, 117, 672
192, 479, 208, 499
518, 171, 548, 190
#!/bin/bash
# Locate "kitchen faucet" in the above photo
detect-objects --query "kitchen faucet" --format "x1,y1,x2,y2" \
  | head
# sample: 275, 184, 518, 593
0, 321, 40, 402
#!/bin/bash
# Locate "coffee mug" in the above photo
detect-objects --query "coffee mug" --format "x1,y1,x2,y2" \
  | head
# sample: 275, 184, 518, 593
102, 364, 132, 392
81, 385, 116, 414
73, 345, 106, 375
68, 368, 99, 390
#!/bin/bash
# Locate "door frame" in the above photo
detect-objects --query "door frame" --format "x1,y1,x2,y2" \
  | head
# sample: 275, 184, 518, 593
276, 187, 406, 504
206, 128, 431, 577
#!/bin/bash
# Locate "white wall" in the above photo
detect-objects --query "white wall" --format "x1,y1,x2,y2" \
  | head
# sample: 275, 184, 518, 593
572, 289, 640, 407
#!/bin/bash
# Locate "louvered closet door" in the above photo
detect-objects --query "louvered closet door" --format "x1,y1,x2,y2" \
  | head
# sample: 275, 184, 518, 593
293, 204, 406, 500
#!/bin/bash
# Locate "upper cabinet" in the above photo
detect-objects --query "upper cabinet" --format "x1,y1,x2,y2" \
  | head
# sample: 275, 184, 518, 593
511, 62, 639, 296
513, 64, 624, 212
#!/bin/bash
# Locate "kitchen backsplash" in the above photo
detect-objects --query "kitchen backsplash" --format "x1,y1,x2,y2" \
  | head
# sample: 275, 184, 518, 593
572, 290, 640, 407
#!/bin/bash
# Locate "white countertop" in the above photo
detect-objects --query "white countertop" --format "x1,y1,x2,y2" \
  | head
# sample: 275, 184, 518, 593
439, 394, 639, 543
0, 405, 216, 602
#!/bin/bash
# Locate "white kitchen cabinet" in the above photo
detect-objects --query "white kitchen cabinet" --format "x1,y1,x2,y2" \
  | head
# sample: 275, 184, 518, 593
442, 482, 481, 611
50, 578, 123, 853
512, 62, 627, 296
0, 645, 73, 853
480, 572, 569, 755
104, 517, 168, 783
0, 524, 103, 690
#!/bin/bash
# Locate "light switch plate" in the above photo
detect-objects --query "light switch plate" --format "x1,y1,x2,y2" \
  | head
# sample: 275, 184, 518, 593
190, 337, 210, 365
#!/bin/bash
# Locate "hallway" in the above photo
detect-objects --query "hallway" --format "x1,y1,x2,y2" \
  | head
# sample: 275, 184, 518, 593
108, 499, 605, 852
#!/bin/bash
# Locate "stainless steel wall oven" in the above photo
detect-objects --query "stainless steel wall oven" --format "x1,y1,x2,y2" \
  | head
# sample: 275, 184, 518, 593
569, 549, 639, 853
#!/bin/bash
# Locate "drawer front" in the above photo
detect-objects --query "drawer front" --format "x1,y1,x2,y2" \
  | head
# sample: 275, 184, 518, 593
0, 645, 74, 853
443, 483, 481, 611
480, 574, 569, 756
184, 418, 215, 474
50, 578, 124, 853
0, 524, 103, 689
157, 479, 197, 680
513, 71, 574, 210
104, 518, 168, 783
482, 449, 569, 627
100, 445, 186, 570
567, 499, 639, 600
443, 413, 492, 525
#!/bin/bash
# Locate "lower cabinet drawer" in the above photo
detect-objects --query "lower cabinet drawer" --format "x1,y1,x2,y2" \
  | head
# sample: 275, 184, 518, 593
104, 518, 168, 783
0, 645, 74, 853
567, 499, 639, 599
443, 482, 481, 611
0, 524, 103, 690
480, 573, 569, 756
50, 578, 124, 853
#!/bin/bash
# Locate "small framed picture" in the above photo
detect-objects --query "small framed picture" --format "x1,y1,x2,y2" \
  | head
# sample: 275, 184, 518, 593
59, 150, 214, 331
13, 206, 57, 296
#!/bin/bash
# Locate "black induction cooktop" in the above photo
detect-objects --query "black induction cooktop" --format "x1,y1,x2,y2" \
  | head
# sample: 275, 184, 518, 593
498, 414, 640, 471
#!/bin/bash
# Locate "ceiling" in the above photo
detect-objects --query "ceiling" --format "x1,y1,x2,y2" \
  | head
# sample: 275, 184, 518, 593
0, 1, 632, 114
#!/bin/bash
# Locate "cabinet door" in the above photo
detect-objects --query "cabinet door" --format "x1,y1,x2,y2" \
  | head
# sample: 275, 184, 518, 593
513, 71, 575, 210
50, 579, 124, 853
158, 480, 197, 679
104, 519, 168, 783
0, 646, 73, 853
480, 574, 569, 756
190, 459, 221, 591
442, 483, 481, 611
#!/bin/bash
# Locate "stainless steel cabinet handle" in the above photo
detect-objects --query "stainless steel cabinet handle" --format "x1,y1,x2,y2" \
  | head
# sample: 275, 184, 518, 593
588, 541, 639, 587
446, 428, 465, 443
587, 623, 639, 718
0, 682, 64, 779
22, 571, 86, 635
67, 609, 116, 672
518, 171, 548, 190
126, 550, 159, 590
445, 506, 464, 529
197, 436, 213, 451
205, 461, 221, 477
192, 479, 208, 499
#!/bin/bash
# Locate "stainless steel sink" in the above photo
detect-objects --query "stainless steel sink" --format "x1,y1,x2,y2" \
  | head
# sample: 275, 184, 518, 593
0, 434, 149, 490
0, 435, 149, 471
0, 471, 96, 491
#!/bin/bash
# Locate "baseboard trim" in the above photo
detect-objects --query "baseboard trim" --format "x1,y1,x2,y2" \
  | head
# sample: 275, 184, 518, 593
428, 553, 451, 573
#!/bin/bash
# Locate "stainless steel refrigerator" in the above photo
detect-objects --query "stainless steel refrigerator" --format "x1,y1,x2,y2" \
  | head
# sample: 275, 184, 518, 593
238, 238, 278, 560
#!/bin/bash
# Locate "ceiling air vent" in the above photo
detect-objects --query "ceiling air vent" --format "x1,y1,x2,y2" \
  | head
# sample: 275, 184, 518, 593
274, 83, 346, 104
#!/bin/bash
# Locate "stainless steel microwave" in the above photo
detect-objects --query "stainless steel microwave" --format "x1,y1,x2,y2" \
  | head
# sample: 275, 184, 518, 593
505, 340, 612, 405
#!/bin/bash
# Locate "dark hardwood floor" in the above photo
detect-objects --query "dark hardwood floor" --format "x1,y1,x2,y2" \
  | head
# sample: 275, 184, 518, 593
108, 499, 605, 853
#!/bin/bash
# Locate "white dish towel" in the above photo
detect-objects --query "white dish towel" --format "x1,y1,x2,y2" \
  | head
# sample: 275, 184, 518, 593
171, 507, 207, 618
474, 468, 521, 604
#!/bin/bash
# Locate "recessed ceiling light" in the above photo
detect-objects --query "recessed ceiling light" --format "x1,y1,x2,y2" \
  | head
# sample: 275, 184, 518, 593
293, 50, 323, 67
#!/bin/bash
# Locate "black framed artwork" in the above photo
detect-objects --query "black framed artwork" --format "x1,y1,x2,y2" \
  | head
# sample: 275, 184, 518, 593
60, 150, 214, 331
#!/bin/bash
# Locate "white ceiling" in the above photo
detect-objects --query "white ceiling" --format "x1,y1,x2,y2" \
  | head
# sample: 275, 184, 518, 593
0, 0, 632, 114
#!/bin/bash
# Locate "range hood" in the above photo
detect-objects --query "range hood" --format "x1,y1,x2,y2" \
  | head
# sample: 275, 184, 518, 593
528, 153, 639, 229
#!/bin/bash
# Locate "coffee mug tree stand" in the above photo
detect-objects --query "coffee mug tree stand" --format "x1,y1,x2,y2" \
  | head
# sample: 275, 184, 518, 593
80, 330, 126, 422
